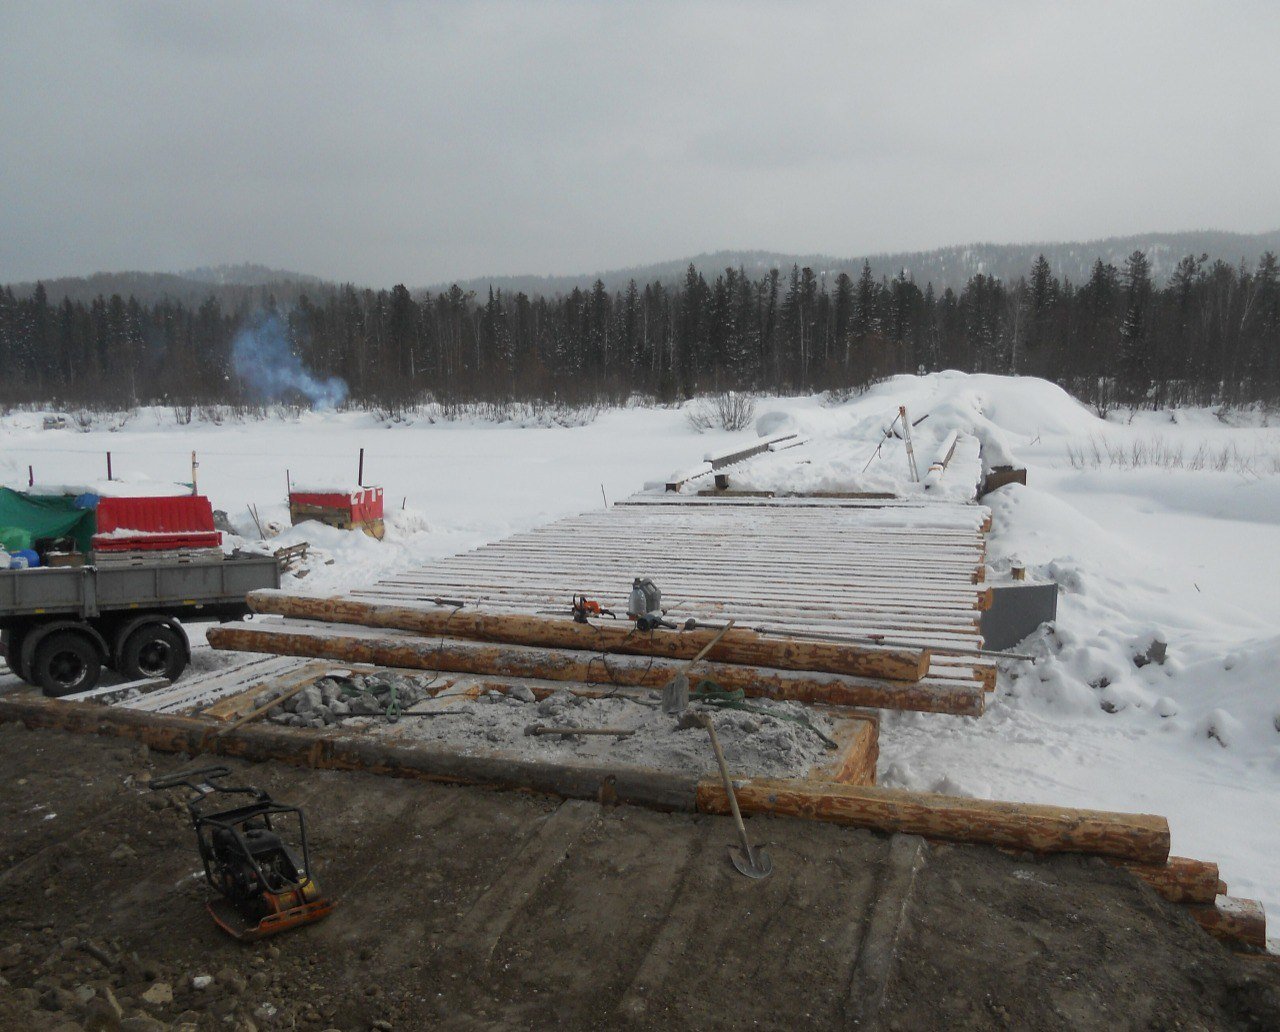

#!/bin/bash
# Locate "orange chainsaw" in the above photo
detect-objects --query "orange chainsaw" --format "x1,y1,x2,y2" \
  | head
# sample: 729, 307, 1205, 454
571, 594, 617, 623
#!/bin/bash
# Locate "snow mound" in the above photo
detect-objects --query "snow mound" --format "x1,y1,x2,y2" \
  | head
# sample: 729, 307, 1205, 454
755, 410, 798, 438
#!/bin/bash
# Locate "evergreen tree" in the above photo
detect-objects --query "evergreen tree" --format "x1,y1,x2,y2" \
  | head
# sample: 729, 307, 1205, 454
1118, 250, 1153, 401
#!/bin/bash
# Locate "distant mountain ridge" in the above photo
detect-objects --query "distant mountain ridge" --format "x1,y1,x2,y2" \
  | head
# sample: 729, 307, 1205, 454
8, 229, 1279, 305
428, 229, 1280, 297
5, 263, 324, 305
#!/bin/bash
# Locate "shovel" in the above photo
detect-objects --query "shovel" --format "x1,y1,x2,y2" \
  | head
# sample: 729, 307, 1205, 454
662, 620, 735, 714
697, 712, 773, 880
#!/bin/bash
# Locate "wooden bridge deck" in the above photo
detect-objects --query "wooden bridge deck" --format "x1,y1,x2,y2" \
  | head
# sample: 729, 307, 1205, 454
352, 494, 995, 691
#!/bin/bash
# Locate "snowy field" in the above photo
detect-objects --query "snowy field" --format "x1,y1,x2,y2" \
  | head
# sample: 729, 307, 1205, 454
3, 373, 1279, 942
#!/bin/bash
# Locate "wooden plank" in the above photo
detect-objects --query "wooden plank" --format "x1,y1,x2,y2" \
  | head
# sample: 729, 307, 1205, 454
393, 558, 987, 594
123, 655, 309, 715
394, 557, 988, 594
703, 432, 799, 470
810, 713, 879, 786
199, 660, 341, 720
375, 577, 988, 616
503, 524, 988, 545
207, 622, 986, 717
246, 591, 932, 681
374, 590, 985, 629
617, 495, 961, 509
695, 777, 1170, 864
411, 542, 988, 574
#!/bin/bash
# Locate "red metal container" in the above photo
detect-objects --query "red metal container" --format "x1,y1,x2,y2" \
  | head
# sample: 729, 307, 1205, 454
92, 495, 221, 552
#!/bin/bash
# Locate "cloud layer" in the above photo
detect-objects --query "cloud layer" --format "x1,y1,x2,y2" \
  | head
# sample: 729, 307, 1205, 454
3, 1, 1278, 284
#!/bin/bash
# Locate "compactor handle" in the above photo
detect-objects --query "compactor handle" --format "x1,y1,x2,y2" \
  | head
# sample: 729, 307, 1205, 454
150, 765, 232, 793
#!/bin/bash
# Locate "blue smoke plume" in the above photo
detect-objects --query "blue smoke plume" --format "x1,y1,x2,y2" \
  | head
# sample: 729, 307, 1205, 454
231, 313, 349, 410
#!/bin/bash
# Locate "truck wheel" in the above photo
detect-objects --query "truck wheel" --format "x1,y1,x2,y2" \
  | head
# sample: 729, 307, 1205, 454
32, 631, 102, 697
119, 623, 187, 682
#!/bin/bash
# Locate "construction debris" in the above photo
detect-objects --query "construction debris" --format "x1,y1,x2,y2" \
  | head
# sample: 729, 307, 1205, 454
254, 672, 441, 727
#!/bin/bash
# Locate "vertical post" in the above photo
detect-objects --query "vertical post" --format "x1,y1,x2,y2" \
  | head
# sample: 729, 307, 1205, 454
190, 451, 199, 496
106, 451, 113, 481
899, 406, 919, 483
28, 465, 34, 487
358, 448, 364, 487
286, 469, 291, 496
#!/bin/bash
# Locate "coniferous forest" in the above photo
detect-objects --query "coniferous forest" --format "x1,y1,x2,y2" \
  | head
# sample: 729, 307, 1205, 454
2, 250, 1277, 415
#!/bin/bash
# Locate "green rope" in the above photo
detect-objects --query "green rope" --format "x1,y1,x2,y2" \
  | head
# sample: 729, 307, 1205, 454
690, 680, 838, 750
338, 680, 402, 723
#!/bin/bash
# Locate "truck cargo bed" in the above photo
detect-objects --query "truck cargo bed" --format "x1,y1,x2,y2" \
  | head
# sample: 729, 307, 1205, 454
0, 555, 281, 622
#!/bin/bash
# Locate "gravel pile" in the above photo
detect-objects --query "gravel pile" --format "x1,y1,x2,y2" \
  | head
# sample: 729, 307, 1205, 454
258, 672, 440, 728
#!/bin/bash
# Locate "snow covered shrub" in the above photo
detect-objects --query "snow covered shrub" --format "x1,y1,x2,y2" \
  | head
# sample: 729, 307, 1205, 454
717, 391, 756, 430
687, 392, 756, 432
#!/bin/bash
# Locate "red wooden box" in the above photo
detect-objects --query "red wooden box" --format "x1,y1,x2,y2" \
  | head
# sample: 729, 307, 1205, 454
288, 487, 384, 539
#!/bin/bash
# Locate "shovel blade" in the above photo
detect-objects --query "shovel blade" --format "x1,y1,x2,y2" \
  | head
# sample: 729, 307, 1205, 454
662, 672, 690, 715
729, 844, 773, 880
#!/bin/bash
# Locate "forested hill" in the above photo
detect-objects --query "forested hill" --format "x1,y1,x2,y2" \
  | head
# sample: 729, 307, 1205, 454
5, 264, 323, 306
8, 230, 1280, 307
431, 230, 1280, 297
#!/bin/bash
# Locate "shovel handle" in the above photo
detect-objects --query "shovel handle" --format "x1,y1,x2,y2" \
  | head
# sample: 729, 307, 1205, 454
685, 619, 735, 672
701, 714, 756, 863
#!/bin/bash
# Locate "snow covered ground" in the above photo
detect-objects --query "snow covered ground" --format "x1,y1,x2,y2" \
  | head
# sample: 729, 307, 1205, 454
3, 374, 1278, 943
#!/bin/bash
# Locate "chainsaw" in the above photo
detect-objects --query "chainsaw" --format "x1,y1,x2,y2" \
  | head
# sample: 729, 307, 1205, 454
571, 594, 617, 623
150, 765, 334, 941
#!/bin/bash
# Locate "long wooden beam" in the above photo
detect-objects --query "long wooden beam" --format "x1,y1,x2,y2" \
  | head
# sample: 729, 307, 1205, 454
0, 694, 698, 811
0, 694, 1165, 866
695, 777, 1170, 864
207, 622, 983, 716
245, 591, 932, 682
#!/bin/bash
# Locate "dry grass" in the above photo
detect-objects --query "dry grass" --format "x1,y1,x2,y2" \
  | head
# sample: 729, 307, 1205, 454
1065, 433, 1280, 475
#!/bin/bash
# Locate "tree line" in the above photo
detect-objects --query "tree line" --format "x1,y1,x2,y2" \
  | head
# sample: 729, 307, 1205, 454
1, 250, 1277, 413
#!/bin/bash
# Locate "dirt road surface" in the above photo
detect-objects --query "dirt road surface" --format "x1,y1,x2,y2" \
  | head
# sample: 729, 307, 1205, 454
1, 722, 1277, 1031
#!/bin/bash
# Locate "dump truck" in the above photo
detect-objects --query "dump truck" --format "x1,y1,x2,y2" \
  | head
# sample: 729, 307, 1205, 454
0, 555, 281, 696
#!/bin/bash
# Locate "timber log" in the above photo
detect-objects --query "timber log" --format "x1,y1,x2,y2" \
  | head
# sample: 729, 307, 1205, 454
245, 590, 931, 681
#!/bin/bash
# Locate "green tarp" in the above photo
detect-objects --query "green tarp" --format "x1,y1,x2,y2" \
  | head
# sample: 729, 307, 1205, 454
0, 488, 96, 553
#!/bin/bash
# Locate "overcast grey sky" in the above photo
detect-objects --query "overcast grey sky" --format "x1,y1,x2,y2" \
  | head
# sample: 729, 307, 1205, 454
3, 1, 1278, 285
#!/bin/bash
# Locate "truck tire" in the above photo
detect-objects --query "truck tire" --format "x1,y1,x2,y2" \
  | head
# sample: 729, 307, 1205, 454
118, 623, 187, 682
32, 630, 102, 697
